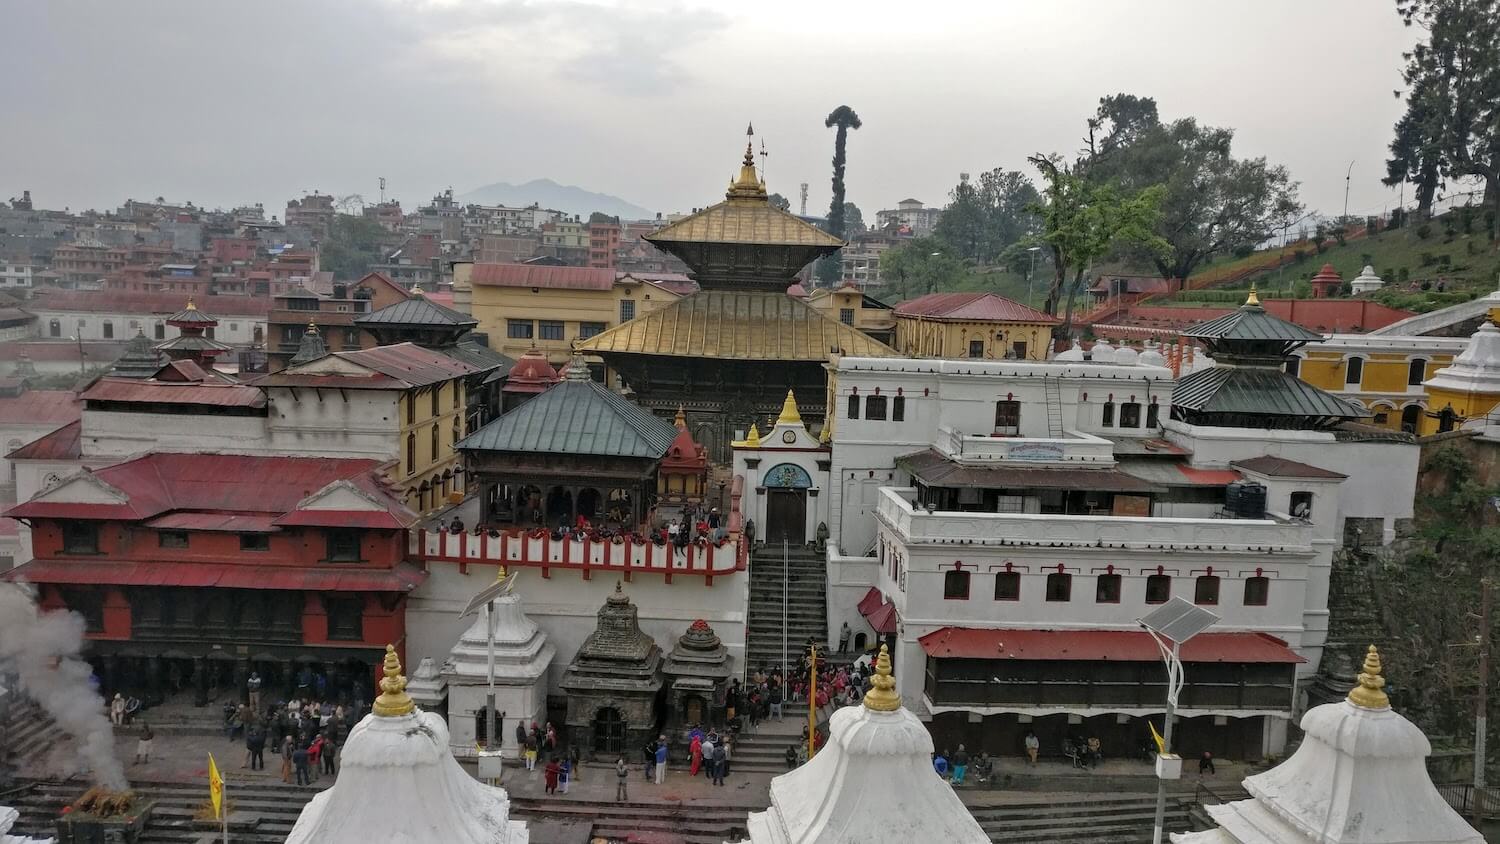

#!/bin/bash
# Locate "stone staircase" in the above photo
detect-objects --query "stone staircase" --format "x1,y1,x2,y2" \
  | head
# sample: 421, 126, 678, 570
0, 693, 67, 784
721, 704, 825, 774
744, 545, 829, 673
969, 794, 1197, 843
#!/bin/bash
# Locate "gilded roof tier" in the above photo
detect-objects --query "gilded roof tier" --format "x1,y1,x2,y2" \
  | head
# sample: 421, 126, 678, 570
576, 290, 896, 361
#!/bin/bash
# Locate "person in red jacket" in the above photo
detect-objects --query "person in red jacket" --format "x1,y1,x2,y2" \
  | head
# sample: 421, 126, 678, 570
544, 757, 561, 795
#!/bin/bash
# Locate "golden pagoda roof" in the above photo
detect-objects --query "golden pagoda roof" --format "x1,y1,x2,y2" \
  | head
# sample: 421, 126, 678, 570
576, 290, 896, 361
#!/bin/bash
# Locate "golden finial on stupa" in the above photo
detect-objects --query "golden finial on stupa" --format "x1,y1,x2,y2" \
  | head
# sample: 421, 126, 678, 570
495, 564, 507, 583
185, 297, 197, 311
726, 125, 767, 201
674, 405, 687, 430
372, 644, 415, 717
777, 390, 803, 426
863, 644, 901, 712
1245, 284, 1260, 307
1346, 644, 1390, 710
739, 422, 761, 449
306, 319, 319, 335
410, 283, 424, 296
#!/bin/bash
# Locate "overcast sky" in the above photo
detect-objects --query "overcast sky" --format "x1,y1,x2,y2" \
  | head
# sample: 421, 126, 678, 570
3, 0, 1419, 222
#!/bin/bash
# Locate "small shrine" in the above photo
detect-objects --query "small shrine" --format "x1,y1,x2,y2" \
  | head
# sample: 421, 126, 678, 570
663, 618, 734, 733
731, 645, 989, 844
731, 390, 830, 546
657, 406, 709, 509
558, 583, 664, 759
1350, 264, 1385, 295
109, 331, 168, 379
440, 572, 555, 756
1309, 263, 1343, 299
288, 320, 328, 366
1421, 320, 1500, 435
155, 299, 233, 367
499, 348, 559, 413
286, 646, 529, 844
1174, 646, 1481, 844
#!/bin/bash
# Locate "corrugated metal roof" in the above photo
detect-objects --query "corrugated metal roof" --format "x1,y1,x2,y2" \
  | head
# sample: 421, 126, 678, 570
1182, 303, 1327, 343
918, 627, 1306, 664
646, 199, 844, 248
0, 390, 81, 425
7, 420, 81, 461
26, 291, 272, 317
336, 342, 482, 386
1230, 455, 1347, 480
145, 513, 280, 533
441, 341, 513, 375
470, 264, 616, 290
355, 296, 478, 328
457, 379, 678, 459
274, 509, 410, 529
1116, 459, 1241, 487
1171, 367, 1369, 419
576, 290, 896, 361
0, 559, 428, 592
81, 378, 266, 408
895, 291, 1060, 324
897, 449, 1159, 493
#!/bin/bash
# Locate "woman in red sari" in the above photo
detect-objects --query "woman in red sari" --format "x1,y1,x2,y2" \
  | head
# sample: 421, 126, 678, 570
689, 734, 703, 776
544, 757, 561, 795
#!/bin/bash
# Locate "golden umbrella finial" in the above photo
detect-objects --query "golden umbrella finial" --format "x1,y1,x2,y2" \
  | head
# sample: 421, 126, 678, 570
1346, 644, 1390, 710
372, 644, 415, 717
185, 297, 197, 311
742, 422, 761, 448
306, 319, 319, 335
863, 644, 901, 712
1245, 284, 1261, 307
777, 389, 803, 426
674, 404, 687, 429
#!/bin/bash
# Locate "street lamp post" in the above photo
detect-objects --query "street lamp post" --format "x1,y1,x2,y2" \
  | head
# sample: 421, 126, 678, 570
1344, 160, 1356, 222
1027, 246, 1042, 307
459, 565, 517, 783
1139, 597, 1220, 844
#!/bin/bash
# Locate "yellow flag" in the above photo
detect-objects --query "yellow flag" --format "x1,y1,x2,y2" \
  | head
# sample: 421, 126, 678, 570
208, 752, 224, 820
1148, 719, 1166, 756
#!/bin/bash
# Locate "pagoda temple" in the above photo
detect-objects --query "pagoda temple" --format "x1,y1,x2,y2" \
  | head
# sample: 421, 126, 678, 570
154, 299, 233, 368
559, 582, 664, 758
1173, 287, 1367, 429
499, 348, 559, 413
657, 406, 709, 511
578, 133, 895, 463
108, 331, 168, 379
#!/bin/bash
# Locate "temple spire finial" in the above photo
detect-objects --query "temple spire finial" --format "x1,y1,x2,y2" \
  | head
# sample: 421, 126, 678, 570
185, 297, 197, 311
727, 125, 767, 200
674, 404, 687, 429
1346, 644, 1390, 710
777, 389, 803, 426
744, 422, 761, 448
863, 644, 901, 712
1245, 284, 1260, 308
372, 644, 415, 717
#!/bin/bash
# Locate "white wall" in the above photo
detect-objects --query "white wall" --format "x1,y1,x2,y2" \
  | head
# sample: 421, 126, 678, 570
29, 308, 266, 346
265, 389, 400, 460
81, 410, 269, 458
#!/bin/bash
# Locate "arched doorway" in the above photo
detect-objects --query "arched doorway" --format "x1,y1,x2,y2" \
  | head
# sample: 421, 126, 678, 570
545, 487, 573, 524
593, 707, 625, 754
763, 463, 812, 546
681, 694, 707, 727
1401, 404, 1422, 434
577, 488, 602, 523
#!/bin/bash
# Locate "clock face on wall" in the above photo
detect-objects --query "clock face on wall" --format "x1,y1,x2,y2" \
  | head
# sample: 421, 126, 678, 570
782, 430, 797, 444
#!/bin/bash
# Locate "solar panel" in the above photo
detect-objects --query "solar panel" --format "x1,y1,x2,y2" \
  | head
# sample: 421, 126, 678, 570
1139, 596, 1219, 644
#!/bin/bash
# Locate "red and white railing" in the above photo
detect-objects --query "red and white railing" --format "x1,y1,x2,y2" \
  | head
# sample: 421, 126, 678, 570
408, 528, 746, 583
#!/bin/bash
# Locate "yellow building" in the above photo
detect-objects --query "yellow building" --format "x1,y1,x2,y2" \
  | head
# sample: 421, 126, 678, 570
1292, 335, 1469, 434
805, 281, 896, 345
450, 263, 681, 373
891, 291, 1058, 360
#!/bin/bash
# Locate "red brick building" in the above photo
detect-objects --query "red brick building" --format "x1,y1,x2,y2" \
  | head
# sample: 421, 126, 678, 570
2, 452, 424, 707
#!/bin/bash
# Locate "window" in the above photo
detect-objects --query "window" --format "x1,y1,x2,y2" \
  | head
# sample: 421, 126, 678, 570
1243, 576, 1270, 606
580, 321, 607, 339
847, 395, 860, 420
1408, 358, 1428, 386
620, 299, 636, 322
430, 424, 440, 461
229, 322, 239, 331
839, 308, 855, 325
1344, 356, 1364, 386
994, 400, 1020, 435
892, 396, 906, 422
154, 322, 166, 340
865, 395, 888, 420
994, 571, 1021, 600
240, 533, 270, 552
325, 596, 364, 641
406, 433, 416, 474
1145, 574, 1172, 604
284, 326, 301, 343
406, 397, 414, 425
1120, 402, 1141, 428
968, 339, 985, 358
1101, 402, 1115, 427
1284, 356, 1301, 377
1012, 341, 1028, 360
1289, 491, 1314, 520
1373, 408, 1390, 425
1095, 573, 1122, 603
506, 319, 533, 339
61, 522, 99, 554
1195, 575, 1221, 605
102, 321, 114, 339
344, 328, 360, 346
326, 529, 362, 562
943, 569, 971, 600
158, 530, 189, 549
431, 388, 440, 417
454, 385, 461, 410
1147, 403, 1160, 427
48, 319, 60, 338
1045, 572, 1072, 602
539, 320, 565, 341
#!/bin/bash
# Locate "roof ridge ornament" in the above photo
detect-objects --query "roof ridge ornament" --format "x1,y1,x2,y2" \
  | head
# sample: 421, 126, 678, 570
1244, 284, 1260, 308
1346, 644, 1389, 710
726, 126, 768, 201
372, 644, 415, 717
777, 389, 802, 426
862, 643, 901, 712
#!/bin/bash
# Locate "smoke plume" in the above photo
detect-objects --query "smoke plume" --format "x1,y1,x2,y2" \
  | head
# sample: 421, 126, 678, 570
0, 583, 127, 790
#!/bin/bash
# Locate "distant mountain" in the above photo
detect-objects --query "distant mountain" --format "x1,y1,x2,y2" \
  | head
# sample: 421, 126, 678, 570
457, 178, 655, 221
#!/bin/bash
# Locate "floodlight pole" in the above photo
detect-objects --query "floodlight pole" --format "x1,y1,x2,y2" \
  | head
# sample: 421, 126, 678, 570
1147, 630, 1184, 844
486, 596, 497, 761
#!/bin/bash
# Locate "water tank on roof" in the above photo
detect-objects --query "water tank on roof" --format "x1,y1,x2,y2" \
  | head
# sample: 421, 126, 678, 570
1224, 481, 1268, 519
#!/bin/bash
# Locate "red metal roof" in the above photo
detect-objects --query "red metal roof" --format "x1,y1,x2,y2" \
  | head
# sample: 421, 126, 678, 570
145, 513, 281, 533
470, 264, 616, 291
274, 509, 410, 530
918, 628, 1305, 664
0, 342, 127, 363
0, 390, 82, 426
895, 292, 1060, 324
856, 586, 884, 616
7, 420, 82, 461
27, 291, 273, 317
1175, 466, 1244, 485
1, 559, 428, 592
1101, 300, 1416, 335
255, 343, 479, 390
856, 586, 898, 633
81, 378, 266, 408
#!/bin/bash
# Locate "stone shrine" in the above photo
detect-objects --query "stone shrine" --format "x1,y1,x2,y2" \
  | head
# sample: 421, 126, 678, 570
559, 583, 664, 759
663, 618, 734, 735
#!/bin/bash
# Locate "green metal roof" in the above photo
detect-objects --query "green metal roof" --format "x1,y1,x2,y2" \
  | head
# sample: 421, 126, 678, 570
355, 296, 478, 328
456, 379, 678, 459
1182, 303, 1326, 343
1171, 367, 1369, 419
442, 340, 513, 376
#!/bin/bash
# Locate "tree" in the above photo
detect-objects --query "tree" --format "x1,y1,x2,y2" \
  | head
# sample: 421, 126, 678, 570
843, 202, 865, 235
878, 237, 968, 299
768, 193, 792, 212
934, 169, 1041, 264
1085, 97, 1301, 287
1027, 154, 1167, 333
818, 106, 863, 283
934, 176, 986, 261
320, 214, 395, 279
588, 212, 620, 225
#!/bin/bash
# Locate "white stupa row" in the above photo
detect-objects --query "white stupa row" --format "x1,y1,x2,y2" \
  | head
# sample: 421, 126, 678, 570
0, 807, 53, 844
1055, 337, 1214, 372
286, 645, 529, 844
728, 645, 989, 844
1174, 646, 1481, 844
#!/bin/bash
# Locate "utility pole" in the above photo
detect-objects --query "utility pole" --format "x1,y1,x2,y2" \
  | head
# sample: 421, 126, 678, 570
1476, 577, 1491, 827
1343, 160, 1355, 222
799, 183, 808, 217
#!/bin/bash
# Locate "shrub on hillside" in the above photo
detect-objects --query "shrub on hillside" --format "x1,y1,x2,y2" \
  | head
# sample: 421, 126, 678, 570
1399, 267, 1411, 282
1420, 252, 1437, 267
1417, 223, 1433, 239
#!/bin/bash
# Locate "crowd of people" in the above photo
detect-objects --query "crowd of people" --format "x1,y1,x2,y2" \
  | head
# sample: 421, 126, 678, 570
213, 671, 356, 785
